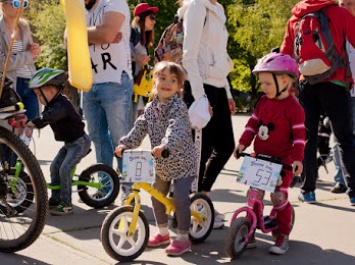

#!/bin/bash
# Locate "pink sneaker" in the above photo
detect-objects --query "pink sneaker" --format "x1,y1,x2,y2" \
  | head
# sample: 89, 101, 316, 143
148, 233, 170, 247
165, 240, 191, 256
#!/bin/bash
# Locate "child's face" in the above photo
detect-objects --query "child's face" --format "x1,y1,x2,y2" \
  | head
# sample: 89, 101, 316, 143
154, 69, 181, 103
258, 72, 290, 100
34, 86, 57, 106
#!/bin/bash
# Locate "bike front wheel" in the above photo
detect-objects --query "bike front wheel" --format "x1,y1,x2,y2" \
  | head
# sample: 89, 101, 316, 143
101, 206, 149, 262
78, 164, 119, 208
189, 193, 214, 243
0, 126, 47, 252
225, 217, 251, 259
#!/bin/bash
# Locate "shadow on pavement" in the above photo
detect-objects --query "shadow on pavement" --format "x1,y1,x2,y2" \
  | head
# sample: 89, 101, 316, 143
0, 253, 51, 265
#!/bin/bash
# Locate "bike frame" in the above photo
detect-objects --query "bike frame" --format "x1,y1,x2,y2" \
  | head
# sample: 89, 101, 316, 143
230, 187, 277, 246
122, 182, 206, 238
9, 160, 104, 191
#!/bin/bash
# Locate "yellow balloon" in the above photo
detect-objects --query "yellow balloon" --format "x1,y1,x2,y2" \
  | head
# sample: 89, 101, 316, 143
61, 0, 92, 92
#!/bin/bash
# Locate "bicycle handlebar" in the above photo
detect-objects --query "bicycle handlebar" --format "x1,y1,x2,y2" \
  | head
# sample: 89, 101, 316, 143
114, 148, 170, 158
237, 152, 293, 171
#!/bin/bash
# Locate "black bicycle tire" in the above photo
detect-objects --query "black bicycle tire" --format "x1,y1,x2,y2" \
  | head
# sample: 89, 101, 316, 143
225, 217, 251, 259
78, 164, 119, 208
0, 126, 47, 253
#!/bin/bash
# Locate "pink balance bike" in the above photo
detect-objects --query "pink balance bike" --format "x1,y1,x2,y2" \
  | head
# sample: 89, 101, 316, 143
225, 153, 295, 259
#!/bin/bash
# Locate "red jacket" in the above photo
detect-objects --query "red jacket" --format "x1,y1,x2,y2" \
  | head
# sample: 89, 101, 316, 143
239, 95, 306, 164
280, 0, 355, 84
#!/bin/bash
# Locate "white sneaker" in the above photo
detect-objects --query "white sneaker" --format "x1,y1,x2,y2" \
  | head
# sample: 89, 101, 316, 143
214, 210, 225, 221
213, 218, 224, 229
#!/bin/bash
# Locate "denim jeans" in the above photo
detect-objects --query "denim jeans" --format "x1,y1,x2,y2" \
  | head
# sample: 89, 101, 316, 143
332, 97, 355, 186
333, 142, 346, 186
16, 77, 39, 120
299, 81, 355, 197
83, 72, 133, 172
50, 134, 91, 203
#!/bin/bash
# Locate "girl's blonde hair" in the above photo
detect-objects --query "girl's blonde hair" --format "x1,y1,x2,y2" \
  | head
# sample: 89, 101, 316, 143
151, 61, 186, 98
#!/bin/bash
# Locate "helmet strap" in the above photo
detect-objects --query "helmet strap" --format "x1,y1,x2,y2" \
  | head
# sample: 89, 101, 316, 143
38, 87, 60, 105
39, 88, 49, 106
272, 74, 288, 99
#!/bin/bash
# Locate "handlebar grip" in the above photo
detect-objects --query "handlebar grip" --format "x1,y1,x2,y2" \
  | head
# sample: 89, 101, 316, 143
236, 152, 248, 158
161, 149, 170, 158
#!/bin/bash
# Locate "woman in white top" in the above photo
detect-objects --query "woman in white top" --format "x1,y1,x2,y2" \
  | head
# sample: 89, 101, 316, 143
180, 0, 235, 228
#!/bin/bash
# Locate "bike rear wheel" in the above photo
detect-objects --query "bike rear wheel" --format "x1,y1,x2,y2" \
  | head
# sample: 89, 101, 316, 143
101, 206, 149, 262
0, 126, 47, 252
189, 193, 214, 243
78, 164, 119, 208
225, 217, 251, 259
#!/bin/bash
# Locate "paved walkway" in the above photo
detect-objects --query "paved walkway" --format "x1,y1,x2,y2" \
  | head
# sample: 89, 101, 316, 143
1, 114, 354, 265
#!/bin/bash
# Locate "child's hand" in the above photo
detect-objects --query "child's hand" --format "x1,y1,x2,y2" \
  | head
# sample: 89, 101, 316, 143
26, 121, 35, 128
152, 145, 165, 158
234, 144, 245, 159
293, 161, 303, 176
114, 145, 126, 158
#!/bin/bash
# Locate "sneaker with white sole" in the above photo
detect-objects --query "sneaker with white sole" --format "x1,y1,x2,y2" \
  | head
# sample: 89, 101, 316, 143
50, 201, 73, 216
165, 239, 191, 256
214, 210, 225, 221
213, 218, 224, 229
269, 234, 289, 255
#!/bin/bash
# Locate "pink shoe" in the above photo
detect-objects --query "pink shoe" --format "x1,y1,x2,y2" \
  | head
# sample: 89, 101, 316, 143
165, 239, 191, 256
148, 233, 170, 247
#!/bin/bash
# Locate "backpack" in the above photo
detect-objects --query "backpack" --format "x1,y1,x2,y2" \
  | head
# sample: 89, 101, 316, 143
294, 7, 345, 85
154, 15, 184, 65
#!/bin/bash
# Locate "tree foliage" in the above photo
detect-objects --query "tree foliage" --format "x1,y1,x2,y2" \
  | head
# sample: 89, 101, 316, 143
25, 0, 66, 70
226, 0, 298, 95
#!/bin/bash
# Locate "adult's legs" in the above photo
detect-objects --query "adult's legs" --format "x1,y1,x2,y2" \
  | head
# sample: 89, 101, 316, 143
83, 74, 133, 172
333, 142, 347, 186
83, 84, 113, 167
198, 85, 235, 192
297, 82, 321, 195
320, 83, 355, 198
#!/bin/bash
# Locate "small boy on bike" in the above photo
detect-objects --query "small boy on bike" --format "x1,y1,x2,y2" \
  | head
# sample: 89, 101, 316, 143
234, 53, 306, 255
27, 68, 91, 216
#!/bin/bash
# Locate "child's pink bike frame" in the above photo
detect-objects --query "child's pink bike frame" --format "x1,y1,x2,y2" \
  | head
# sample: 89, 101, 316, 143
230, 153, 292, 246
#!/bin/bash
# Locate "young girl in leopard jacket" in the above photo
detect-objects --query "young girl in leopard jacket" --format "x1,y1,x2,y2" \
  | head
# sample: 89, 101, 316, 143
115, 61, 197, 256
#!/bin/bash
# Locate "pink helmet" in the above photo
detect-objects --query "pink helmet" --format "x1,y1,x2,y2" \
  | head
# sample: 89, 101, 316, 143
252, 53, 299, 80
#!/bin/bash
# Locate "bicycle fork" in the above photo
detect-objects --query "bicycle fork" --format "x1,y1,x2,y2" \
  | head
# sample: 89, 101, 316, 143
229, 189, 262, 246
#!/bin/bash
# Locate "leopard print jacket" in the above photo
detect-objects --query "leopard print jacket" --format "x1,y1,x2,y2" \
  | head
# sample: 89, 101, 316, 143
119, 94, 197, 181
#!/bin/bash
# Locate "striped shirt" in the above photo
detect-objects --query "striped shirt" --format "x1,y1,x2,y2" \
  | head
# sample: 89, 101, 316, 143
12, 40, 32, 79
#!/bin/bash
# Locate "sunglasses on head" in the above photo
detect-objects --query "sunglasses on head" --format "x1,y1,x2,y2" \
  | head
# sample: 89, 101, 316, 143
4, 0, 29, 9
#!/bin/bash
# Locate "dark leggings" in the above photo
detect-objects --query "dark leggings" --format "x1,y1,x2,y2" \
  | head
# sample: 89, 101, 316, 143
185, 83, 235, 192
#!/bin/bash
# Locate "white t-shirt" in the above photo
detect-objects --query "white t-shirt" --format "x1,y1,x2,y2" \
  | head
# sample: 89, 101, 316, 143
86, 0, 133, 84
